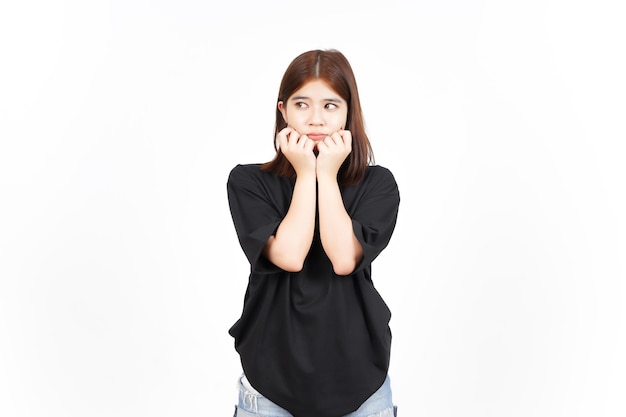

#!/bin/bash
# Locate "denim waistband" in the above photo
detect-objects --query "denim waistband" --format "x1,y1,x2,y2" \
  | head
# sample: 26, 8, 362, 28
235, 373, 396, 417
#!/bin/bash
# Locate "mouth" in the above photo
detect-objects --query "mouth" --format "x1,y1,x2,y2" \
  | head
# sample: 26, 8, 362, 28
305, 133, 327, 141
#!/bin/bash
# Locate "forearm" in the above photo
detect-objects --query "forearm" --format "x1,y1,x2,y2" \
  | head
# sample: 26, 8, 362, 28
263, 173, 316, 271
317, 173, 363, 275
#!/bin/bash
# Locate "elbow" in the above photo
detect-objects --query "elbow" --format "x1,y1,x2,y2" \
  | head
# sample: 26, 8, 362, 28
325, 236, 363, 276
332, 261, 357, 276
330, 251, 363, 276
264, 238, 307, 272
272, 255, 305, 273
281, 260, 304, 273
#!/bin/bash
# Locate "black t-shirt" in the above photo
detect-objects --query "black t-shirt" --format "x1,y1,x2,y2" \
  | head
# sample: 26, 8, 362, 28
227, 163, 400, 417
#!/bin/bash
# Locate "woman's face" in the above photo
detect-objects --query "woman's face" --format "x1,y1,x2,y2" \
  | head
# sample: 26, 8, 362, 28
278, 79, 348, 142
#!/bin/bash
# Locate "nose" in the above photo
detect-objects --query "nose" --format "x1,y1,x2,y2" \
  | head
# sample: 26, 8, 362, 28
308, 105, 324, 126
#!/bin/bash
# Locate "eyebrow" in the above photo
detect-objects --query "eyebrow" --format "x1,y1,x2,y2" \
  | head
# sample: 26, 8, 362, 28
290, 95, 343, 103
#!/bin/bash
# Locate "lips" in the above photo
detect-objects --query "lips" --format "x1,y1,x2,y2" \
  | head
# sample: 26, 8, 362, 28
305, 133, 327, 141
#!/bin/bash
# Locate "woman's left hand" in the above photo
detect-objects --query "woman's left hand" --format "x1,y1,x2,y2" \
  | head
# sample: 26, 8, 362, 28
315, 130, 352, 178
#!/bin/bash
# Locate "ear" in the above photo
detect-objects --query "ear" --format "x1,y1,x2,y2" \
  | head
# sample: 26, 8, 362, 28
278, 101, 288, 124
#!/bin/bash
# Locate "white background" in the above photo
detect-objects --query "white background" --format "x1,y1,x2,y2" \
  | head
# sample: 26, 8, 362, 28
1, 1, 625, 416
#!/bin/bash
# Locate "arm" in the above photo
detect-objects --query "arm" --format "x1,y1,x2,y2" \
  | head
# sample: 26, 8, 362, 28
316, 130, 363, 275
262, 128, 317, 272
263, 173, 316, 272
317, 174, 363, 275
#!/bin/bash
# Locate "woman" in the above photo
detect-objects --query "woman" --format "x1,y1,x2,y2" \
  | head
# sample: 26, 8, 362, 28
227, 49, 400, 417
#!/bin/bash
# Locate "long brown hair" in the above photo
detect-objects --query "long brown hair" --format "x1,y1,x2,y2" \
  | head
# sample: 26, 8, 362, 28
261, 49, 374, 185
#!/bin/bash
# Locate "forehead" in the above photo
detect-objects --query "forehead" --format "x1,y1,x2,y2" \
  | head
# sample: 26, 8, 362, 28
289, 79, 342, 101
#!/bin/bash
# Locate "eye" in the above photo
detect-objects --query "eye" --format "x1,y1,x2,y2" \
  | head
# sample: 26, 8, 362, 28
295, 102, 308, 109
325, 103, 339, 110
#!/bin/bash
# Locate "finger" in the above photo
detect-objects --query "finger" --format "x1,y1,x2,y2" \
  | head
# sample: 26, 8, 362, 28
303, 137, 316, 152
323, 133, 341, 150
277, 127, 294, 150
339, 130, 352, 146
316, 139, 329, 152
286, 129, 301, 147
299, 134, 310, 148
338, 130, 352, 152
329, 132, 343, 145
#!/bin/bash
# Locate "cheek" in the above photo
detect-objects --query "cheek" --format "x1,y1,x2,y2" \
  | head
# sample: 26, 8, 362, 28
286, 112, 306, 128
337, 112, 348, 129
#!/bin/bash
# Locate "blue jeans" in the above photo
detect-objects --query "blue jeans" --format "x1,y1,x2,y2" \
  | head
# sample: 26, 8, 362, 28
234, 373, 397, 417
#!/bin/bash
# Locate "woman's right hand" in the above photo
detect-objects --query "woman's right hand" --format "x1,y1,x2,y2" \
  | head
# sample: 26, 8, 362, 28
277, 127, 316, 177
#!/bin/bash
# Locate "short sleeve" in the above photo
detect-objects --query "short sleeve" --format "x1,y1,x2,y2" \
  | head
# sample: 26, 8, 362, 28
351, 167, 400, 273
227, 165, 284, 274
